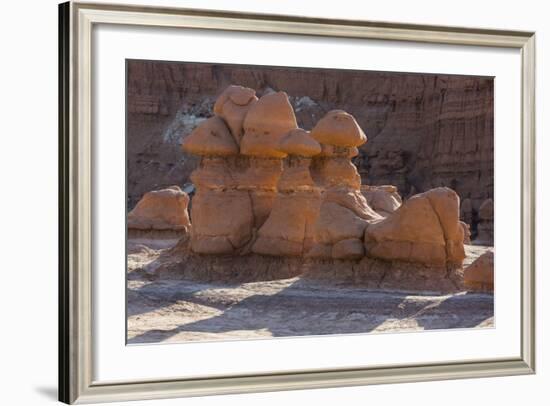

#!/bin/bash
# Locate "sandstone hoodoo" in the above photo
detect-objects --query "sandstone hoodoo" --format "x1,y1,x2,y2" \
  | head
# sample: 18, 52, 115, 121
253, 129, 322, 256
182, 110, 253, 255
307, 110, 381, 260
127, 186, 191, 238
170, 84, 476, 290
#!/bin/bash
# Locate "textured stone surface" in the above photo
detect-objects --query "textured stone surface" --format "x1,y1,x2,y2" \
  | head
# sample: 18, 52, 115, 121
126, 61, 493, 214
127, 186, 190, 233
364, 187, 465, 266
361, 185, 402, 217
311, 110, 367, 147
240, 91, 298, 158
464, 249, 494, 292
181, 116, 238, 156
213, 85, 258, 145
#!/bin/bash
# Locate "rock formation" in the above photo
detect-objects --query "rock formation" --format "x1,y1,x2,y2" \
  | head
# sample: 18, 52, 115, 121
213, 85, 258, 145
182, 87, 302, 255
361, 185, 402, 218
364, 187, 466, 266
464, 249, 494, 292
142, 84, 477, 292
307, 110, 381, 260
182, 109, 253, 254
253, 129, 322, 256
475, 198, 494, 245
127, 186, 191, 238
126, 62, 494, 220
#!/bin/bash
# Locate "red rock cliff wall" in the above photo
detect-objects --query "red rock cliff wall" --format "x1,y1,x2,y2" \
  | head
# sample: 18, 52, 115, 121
127, 60, 493, 214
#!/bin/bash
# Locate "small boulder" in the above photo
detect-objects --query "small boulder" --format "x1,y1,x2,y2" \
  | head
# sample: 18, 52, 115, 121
464, 249, 494, 292
128, 186, 190, 232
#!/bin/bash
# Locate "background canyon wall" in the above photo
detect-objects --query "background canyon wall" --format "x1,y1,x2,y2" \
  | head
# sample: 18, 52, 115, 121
127, 60, 493, 217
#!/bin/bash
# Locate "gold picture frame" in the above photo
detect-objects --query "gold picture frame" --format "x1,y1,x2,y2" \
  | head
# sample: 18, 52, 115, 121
59, 1, 536, 403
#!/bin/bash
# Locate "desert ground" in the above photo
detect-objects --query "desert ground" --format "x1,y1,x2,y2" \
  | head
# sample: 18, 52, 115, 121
127, 239, 493, 344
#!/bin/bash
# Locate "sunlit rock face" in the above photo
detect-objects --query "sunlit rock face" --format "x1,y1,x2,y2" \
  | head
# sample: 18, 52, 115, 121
177, 84, 467, 271
127, 186, 191, 238
464, 249, 494, 292
364, 187, 466, 267
253, 129, 322, 257
306, 110, 381, 260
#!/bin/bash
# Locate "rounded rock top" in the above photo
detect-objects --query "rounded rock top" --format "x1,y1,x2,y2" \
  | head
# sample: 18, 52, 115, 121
181, 116, 239, 156
240, 91, 298, 158
213, 85, 257, 114
311, 110, 367, 147
279, 128, 321, 157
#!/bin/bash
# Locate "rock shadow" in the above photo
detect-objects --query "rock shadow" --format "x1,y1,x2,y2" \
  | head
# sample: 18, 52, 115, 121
127, 277, 494, 344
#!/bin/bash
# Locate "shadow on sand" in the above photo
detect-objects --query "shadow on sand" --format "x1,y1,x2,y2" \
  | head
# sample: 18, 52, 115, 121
127, 277, 494, 344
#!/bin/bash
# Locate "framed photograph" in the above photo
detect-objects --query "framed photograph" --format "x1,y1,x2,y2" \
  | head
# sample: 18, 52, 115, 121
59, 1, 535, 404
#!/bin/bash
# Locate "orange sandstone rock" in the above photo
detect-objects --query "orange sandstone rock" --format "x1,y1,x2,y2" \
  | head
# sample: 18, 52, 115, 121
332, 238, 365, 260
364, 187, 465, 266
213, 85, 258, 145
181, 116, 239, 156
253, 130, 322, 257
252, 190, 322, 257
360, 185, 402, 218
279, 128, 321, 157
464, 249, 494, 292
240, 91, 298, 158
128, 186, 190, 232
311, 110, 367, 147
190, 189, 254, 254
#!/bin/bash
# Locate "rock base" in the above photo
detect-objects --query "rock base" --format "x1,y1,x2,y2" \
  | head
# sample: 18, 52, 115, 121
145, 237, 464, 293
128, 228, 187, 240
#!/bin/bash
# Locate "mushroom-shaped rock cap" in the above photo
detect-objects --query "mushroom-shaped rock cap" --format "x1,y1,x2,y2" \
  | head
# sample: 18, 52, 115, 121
181, 116, 239, 156
240, 91, 298, 158
311, 110, 367, 147
213, 85, 257, 113
279, 129, 321, 157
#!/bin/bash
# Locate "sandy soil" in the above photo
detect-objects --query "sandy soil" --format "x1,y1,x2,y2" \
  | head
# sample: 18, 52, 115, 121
127, 239, 494, 344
